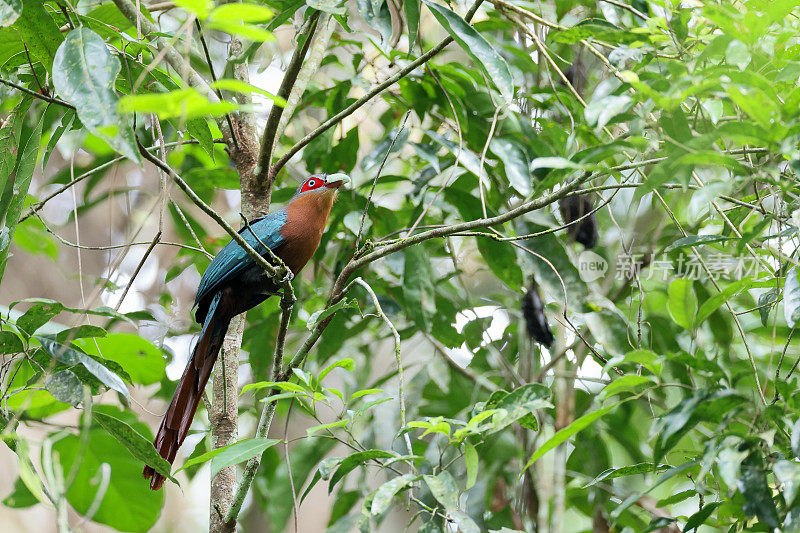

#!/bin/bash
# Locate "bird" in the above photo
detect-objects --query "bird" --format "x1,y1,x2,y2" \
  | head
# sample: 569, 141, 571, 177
143, 173, 349, 490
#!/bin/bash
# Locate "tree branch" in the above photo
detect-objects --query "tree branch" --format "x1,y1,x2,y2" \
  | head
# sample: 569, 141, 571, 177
135, 139, 289, 279
0, 77, 75, 109
284, 169, 594, 372
255, 10, 322, 187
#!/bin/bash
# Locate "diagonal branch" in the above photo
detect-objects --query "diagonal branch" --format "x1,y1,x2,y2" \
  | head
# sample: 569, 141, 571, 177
0, 77, 75, 109
255, 10, 322, 185
135, 139, 289, 279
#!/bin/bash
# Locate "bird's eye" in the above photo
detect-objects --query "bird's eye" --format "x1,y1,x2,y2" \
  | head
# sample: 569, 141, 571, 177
307, 179, 316, 187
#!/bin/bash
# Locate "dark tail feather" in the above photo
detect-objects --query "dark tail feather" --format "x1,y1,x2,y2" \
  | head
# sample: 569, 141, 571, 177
144, 290, 234, 490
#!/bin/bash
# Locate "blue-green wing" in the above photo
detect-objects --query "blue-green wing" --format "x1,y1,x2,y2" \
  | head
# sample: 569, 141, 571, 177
194, 210, 288, 307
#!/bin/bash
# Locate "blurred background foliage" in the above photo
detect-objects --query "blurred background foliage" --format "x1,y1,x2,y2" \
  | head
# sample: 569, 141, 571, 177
1, 0, 800, 531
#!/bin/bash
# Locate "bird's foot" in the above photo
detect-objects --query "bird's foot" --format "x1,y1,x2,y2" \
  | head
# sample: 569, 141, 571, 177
278, 269, 294, 285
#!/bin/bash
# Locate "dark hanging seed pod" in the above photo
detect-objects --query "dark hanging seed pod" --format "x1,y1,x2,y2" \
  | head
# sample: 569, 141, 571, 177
559, 195, 598, 249
521, 280, 554, 348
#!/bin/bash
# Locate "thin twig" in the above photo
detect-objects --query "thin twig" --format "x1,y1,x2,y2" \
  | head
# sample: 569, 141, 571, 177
0, 77, 74, 109
355, 112, 411, 250
354, 277, 413, 457
194, 19, 238, 151
114, 231, 161, 311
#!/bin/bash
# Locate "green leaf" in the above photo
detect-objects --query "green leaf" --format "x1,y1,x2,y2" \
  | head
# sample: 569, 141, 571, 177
348, 389, 383, 402
54, 428, 164, 532
209, 438, 280, 478
774, 460, 800, 507
424, 472, 480, 533
0, 330, 24, 353
16, 300, 64, 336
329, 450, 395, 491
403, 246, 436, 332
2, 476, 38, 508
319, 357, 355, 381
206, 21, 274, 41
600, 375, 654, 399
424, 471, 458, 509
307, 0, 346, 15
52, 28, 138, 161
178, 438, 279, 478
404, 0, 420, 50
306, 419, 348, 437
357, 0, 392, 47
785, 267, 800, 327
582, 463, 667, 488
759, 287, 779, 327
614, 349, 662, 376
172, 0, 212, 18
738, 452, 779, 528
585, 94, 632, 131
11, 0, 63, 70
36, 335, 130, 399
0, 107, 41, 282
464, 443, 478, 490
208, 3, 273, 22
119, 88, 240, 121
9, 437, 46, 505
424, 0, 513, 102
653, 389, 745, 462
684, 502, 722, 531
209, 79, 285, 106
93, 412, 174, 481
241, 380, 308, 395
469, 383, 552, 437
524, 400, 627, 469
792, 418, 800, 459
0, 0, 20, 26
42, 109, 76, 169
477, 237, 523, 290
491, 137, 531, 195
370, 473, 417, 515
696, 278, 752, 325
530, 156, 582, 170
74, 333, 165, 385
44, 369, 82, 406
667, 278, 697, 330
307, 298, 360, 330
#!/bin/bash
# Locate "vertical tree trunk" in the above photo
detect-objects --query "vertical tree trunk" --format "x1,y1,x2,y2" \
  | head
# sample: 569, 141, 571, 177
208, 33, 263, 531
209, 316, 246, 533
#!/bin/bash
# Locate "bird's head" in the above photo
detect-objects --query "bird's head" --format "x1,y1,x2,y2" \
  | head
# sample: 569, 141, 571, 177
293, 173, 350, 197
289, 173, 350, 212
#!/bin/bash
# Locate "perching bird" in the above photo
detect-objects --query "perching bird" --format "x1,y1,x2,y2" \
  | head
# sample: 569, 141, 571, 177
521, 279, 554, 349
144, 173, 349, 490
559, 195, 598, 249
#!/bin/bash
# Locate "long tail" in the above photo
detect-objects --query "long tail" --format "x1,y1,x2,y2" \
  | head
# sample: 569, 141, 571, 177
144, 290, 234, 490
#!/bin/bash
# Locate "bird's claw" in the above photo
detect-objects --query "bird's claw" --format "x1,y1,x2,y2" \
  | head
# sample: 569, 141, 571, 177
278, 269, 294, 285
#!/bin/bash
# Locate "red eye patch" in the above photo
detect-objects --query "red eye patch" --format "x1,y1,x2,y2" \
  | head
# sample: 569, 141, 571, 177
300, 177, 324, 193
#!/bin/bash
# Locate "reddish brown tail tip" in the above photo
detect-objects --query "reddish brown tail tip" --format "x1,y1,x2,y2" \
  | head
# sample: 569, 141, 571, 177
143, 465, 166, 490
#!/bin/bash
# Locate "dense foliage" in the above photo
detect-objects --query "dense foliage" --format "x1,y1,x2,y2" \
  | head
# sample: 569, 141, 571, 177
1, 0, 800, 531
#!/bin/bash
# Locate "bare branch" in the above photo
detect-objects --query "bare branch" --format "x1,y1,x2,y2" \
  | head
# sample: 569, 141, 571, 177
255, 10, 322, 186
